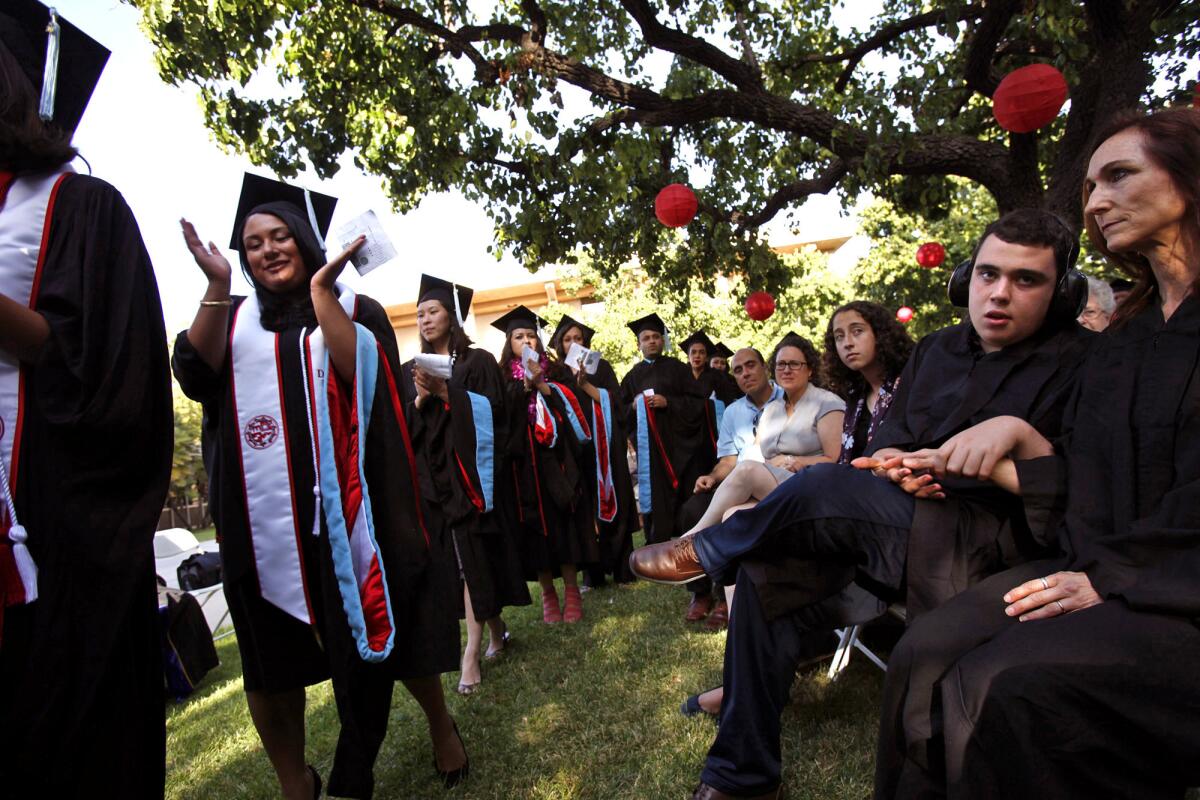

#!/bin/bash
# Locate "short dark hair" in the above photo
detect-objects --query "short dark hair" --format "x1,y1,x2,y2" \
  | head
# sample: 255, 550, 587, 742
769, 334, 824, 388
977, 208, 1077, 277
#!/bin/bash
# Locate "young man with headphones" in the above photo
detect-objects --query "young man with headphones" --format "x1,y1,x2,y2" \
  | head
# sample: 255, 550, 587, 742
628, 208, 1095, 800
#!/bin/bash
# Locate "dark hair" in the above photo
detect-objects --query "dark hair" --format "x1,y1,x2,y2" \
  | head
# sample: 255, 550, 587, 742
1082, 107, 1200, 325
769, 334, 825, 388
233, 202, 327, 332
822, 301, 914, 399
0, 39, 77, 172
418, 299, 474, 360
977, 208, 1078, 277
499, 326, 545, 369
551, 323, 590, 361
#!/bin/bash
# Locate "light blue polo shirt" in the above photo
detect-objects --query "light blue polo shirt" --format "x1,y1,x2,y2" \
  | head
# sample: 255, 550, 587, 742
716, 383, 784, 459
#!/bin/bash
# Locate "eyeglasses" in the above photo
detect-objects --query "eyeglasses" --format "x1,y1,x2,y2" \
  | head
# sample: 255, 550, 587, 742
775, 360, 808, 372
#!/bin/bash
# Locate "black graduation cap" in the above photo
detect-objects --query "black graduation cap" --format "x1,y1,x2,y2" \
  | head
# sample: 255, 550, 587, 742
678, 330, 715, 356
229, 173, 337, 250
491, 305, 548, 335
0, 0, 110, 135
711, 342, 734, 359
550, 314, 596, 347
627, 312, 666, 337
418, 274, 474, 322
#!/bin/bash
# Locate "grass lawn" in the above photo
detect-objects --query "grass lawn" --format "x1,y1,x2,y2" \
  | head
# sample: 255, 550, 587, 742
166, 577, 883, 799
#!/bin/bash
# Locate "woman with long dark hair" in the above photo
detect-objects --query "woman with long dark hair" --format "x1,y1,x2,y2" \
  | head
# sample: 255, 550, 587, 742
173, 180, 464, 798
0, 7, 171, 795
550, 315, 638, 586
823, 300, 915, 463
404, 276, 530, 695
496, 307, 598, 623
875, 106, 1200, 798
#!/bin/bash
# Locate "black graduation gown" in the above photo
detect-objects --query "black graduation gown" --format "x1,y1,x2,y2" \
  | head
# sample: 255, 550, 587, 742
404, 348, 531, 620
619, 356, 709, 543
864, 319, 1095, 618
0, 175, 172, 798
693, 365, 743, 461
175, 294, 458, 799
502, 362, 599, 576
576, 358, 638, 582
876, 295, 1200, 799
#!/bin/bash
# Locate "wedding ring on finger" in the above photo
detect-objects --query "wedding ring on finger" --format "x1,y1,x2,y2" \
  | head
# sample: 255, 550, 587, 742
1055, 600, 1066, 614
1040, 577, 1050, 591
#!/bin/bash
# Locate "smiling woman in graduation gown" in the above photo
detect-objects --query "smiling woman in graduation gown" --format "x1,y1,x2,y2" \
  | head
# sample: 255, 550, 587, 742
172, 181, 462, 799
0, 7, 172, 797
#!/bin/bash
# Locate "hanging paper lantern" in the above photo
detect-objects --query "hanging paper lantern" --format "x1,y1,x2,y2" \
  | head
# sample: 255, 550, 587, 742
992, 64, 1069, 133
745, 291, 776, 321
896, 306, 915, 324
655, 183, 698, 228
1193, 83, 1200, 108
915, 241, 946, 268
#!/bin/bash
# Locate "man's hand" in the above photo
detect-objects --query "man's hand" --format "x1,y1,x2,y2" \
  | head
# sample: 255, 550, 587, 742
695, 475, 717, 493
1003, 571, 1103, 622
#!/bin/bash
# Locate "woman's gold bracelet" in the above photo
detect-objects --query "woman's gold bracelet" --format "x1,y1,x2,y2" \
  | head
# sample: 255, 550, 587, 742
199, 299, 233, 307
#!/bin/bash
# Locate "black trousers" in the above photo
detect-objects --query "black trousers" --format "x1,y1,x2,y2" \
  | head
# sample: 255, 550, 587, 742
875, 560, 1200, 800
701, 568, 887, 795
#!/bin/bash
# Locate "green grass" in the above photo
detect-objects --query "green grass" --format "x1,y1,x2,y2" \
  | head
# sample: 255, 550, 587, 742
166, 578, 882, 799
192, 526, 216, 543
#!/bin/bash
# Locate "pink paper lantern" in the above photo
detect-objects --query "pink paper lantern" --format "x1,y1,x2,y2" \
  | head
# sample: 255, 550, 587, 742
896, 306, 915, 324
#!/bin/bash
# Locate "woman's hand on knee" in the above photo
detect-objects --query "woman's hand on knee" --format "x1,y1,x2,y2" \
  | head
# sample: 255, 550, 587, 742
1002, 571, 1103, 622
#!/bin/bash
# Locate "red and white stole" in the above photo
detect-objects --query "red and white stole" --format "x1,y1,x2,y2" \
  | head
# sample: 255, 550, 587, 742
0, 168, 72, 609
228, 288, 354, 624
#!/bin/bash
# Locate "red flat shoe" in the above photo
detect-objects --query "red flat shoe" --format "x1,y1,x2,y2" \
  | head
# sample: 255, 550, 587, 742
562, 584, 583, 623
541, 586, 562, 624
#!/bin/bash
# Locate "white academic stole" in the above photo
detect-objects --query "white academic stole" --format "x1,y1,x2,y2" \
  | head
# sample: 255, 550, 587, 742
0, 169, 72, 605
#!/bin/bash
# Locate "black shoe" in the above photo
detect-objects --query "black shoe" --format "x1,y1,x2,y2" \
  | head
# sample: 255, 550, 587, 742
307, 765, 323, 799
680, 690, 719, 719
433, 720, 469, 789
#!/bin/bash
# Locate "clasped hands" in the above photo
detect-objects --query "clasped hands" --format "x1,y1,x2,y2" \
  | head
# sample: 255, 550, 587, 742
850, 416, 1051, 501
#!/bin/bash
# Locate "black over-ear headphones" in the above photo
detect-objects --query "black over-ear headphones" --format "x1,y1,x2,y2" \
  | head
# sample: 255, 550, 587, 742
946, 214, 1087, 321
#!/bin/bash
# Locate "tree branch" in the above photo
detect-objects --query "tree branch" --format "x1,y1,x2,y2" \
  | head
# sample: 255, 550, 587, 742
787, 4, 984, 93
718, 160, 851, 229
617, 0, 764, 92
963, 0, 1022, 98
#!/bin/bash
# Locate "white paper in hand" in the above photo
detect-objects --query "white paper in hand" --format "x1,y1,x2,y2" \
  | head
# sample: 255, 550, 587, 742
413, 353, 453, 380
566, 342, 601, 375
336, 210, 397, 276
521, 345, 539, 380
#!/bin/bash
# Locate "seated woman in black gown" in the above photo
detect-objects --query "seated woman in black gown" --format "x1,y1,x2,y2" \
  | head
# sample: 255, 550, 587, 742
874, 106, 1200, 799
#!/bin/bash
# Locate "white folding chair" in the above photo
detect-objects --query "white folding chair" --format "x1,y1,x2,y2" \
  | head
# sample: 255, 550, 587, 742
827, 604, 907, 681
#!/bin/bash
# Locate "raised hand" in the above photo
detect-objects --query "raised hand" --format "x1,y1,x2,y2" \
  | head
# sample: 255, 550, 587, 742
311, 235, 366, 294
181, 218, 232, 288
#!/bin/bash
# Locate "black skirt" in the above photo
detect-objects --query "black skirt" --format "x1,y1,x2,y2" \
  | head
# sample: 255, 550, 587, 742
224, 574, 329, 693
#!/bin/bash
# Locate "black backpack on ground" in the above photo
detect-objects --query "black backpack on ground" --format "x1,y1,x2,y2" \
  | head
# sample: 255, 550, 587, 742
177, 551, 222, 591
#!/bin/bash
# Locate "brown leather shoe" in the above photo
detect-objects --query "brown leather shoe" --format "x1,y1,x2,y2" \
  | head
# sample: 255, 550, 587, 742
685, 593, 714, 622
704, 599, 729, 631
629, 536, 704, 584
691, 781, 784, 799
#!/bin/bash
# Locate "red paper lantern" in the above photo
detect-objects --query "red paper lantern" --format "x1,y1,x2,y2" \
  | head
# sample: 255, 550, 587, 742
915, 241, 946, 268
655, 183, 698, 228
745, 291, 776, 321
896, 306, 915, 324
992, 64, 1069, 133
